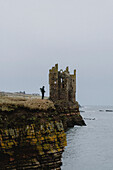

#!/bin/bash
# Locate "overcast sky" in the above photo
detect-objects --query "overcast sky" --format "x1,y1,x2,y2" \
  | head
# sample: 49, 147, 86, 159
0, 0, 113, 105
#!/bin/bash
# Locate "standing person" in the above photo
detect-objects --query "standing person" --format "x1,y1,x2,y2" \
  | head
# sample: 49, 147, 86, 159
40, 86, 45, 99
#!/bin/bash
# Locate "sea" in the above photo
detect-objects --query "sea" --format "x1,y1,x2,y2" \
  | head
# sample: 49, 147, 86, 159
61, 105, 113, 170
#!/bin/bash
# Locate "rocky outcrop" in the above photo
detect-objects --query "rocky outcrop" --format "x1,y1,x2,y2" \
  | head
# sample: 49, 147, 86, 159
0, 96, 85, 169
0, 120, 66, 169
54, 100, 86, 130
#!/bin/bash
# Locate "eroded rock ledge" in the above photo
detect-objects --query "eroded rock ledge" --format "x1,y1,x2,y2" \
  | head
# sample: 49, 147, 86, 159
0, 96, 85, 169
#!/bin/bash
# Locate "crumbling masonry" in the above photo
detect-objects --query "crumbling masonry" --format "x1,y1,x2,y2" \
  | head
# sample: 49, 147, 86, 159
49, 64, 76, 103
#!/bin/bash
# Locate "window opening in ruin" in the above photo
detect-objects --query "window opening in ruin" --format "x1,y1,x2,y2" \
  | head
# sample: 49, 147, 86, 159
60, 69, 63, 73
54, 81, 57, 84
61, 78, 64, 88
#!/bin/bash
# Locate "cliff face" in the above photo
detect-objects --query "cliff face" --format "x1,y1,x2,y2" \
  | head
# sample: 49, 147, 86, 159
54, 100, 86, 130
0, 120, 66, 169
0, 96, 85, 169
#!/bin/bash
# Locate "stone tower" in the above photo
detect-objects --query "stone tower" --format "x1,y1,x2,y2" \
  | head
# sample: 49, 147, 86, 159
49, 64, 76, 103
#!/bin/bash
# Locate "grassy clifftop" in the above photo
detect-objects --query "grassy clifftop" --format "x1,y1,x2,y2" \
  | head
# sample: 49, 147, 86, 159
0, 93, 86, 130
0, 95, 55, 112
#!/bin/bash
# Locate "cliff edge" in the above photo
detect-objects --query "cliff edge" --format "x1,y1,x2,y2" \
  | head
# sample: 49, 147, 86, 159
0, 95, 85, 169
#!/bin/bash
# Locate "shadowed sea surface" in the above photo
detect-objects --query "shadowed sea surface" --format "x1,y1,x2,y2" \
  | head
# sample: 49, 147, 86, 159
61, 106, 113, 170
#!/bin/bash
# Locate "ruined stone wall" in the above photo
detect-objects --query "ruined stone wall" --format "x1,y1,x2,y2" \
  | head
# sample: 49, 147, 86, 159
49, 64, 59, 101
70, 69, 76, 102
49, 64, 76, 103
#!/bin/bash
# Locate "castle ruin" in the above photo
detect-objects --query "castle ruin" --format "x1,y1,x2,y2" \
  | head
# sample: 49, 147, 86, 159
49, 64, 76, 103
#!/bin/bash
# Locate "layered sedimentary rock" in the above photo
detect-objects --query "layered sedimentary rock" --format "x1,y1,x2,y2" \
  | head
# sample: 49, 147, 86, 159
0, 96, 85, 169
0, 121, 66, 169
54, 100, 86, 131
